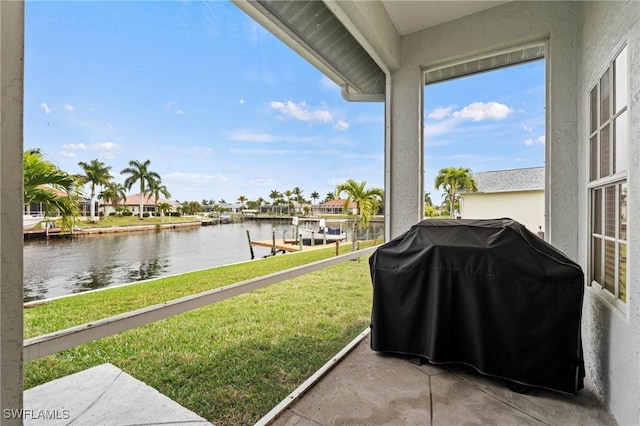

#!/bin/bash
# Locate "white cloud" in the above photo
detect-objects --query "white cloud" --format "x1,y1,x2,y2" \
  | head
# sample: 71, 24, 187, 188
523, 124, 533, 132
164, 172, 230, 188
250, 178, 273, 186
229, 148, 293, 156
228, 131, 275, 143
164, 100, 177, 109
61, 142, 121, 159
239, 98, 245, 104
62, 143, 88, 151
176, 109, 185, 115
524, 135, 545, 146
269, 100, 333, 124
427, 107, 453, 120
64, 104, 74, 112
452, 102, 513, 121
96, 142, 119, 151
40, 102, 52, 114
333, 119, 350, 131
424, 118, 457, 138
227, 129, 320, 144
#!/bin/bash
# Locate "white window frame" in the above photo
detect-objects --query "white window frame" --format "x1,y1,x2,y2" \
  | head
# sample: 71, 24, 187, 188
587, 43, 629, 314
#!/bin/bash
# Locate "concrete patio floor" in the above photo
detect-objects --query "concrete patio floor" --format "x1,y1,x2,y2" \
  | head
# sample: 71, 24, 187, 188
268, 331, 616, 426
23, 363, 212, 426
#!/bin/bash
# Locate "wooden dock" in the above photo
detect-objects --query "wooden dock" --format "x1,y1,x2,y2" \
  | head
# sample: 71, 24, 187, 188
23, 228, 71, 240
251, 239, 344, 253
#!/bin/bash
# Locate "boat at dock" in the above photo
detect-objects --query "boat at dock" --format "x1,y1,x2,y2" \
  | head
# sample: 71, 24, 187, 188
23, 214, 44, 229
294, 217, 347, 245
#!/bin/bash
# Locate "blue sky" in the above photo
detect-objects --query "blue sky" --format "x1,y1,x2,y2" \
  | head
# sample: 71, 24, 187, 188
25, 1, 544, 205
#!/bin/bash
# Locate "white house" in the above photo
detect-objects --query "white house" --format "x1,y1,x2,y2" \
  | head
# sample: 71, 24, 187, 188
100, 193, 179, 216
460, 167, 545, 233
2, 2, 639, 424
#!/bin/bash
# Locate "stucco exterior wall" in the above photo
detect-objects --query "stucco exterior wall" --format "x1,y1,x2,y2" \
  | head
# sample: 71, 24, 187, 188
577, 2, 640, 425
388, 1, 579, 260
0, 1, 25, 420
460, 191, 545, 234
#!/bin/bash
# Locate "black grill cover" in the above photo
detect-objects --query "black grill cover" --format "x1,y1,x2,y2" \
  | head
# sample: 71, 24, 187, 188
369, 219, 584, 394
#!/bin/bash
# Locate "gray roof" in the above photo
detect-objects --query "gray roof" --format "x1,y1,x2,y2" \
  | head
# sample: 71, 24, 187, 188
465, 167, 544, 193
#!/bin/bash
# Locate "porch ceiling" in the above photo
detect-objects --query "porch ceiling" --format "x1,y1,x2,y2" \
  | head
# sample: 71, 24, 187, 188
232, 0, 511, 100
381, 0, 511, 36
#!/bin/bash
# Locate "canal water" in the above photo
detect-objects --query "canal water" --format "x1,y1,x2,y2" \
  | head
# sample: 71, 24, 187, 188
24, 220, 384, 302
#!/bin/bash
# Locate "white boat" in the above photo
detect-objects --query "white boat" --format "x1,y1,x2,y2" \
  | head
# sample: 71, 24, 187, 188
293, 217, 347, 245
23, 214, 44, 229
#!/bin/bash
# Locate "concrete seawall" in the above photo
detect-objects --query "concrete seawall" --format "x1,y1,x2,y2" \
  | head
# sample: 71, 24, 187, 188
77, 221, 202, 235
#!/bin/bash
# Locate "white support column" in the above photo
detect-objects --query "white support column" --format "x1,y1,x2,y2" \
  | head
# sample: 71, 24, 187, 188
387, 66, 424, 239
1, 1, 25, 424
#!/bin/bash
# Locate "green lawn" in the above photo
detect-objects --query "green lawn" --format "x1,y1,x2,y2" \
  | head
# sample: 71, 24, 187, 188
24, 244, 376, 425
77, 215, 196, 227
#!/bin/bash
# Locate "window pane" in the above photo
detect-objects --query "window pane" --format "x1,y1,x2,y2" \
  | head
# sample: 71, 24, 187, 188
600, 124, 610, 177
605, 185, 615, 237
604, 240, 615, 293
619, 243, 626, 302
600, 67, 611, 124
619, 183, 627, 240
590, 135, 598, 181
614, 46, 628, 113
593, 188, 602, 234
590, 86, 598, 133
615, 110, 628, 173
592, 236, 602, 285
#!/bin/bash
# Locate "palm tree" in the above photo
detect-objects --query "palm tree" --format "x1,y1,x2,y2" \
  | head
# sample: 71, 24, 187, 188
292, 186, 304, 203
255, 197, 266, 213
188, 200, 201, 215
237, 195, 248, 210
283, 189, 293, 215
336, 179, 384, 250
157, 202, 172, 222
120, 159, 161, 219
424, 192, 433, 207
434, 167, 478, 218
325, 192, 335, 202
269, 189, 281, 214
98, 182, 126, 218
310, 191, 320, 205
78, 159, 112, 222
24, 149, 81, 230
148, 180, 171, 217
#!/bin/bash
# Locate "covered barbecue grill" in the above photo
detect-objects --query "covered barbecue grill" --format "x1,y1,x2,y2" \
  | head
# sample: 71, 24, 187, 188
369, 218, 585, 394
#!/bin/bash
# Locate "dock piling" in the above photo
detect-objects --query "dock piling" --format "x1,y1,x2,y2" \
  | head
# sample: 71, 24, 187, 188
246, 230, 255, 260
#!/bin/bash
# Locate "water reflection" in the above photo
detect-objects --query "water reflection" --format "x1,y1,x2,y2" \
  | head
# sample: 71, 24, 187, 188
70, 264, 120, 294
23, 219, 383, 302
123, 258, 171, 282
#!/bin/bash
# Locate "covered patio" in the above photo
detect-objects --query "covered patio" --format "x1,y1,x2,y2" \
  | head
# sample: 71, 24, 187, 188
2, 1, 639, 425
265, 331, 614, 426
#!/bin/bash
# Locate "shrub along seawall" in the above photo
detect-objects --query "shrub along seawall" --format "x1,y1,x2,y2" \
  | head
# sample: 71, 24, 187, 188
24, 242, 376, 425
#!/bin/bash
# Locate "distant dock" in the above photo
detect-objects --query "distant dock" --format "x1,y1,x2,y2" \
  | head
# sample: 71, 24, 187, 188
250, 238, 345, 254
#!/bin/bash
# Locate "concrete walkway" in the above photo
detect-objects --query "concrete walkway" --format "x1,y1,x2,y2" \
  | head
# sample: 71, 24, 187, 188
268, 333, 616, 426
23, 363, 211, 425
